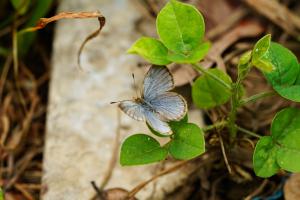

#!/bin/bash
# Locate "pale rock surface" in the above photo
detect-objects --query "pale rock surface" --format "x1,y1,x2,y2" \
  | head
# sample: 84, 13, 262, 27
42, 0, 204, 199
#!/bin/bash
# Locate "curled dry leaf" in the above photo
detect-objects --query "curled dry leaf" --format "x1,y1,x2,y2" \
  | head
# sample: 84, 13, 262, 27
284, 173, 300, 200
20, 11, 106, 70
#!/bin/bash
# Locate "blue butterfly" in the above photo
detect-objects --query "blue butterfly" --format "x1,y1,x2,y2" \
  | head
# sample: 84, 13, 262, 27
116, 65, 187, 134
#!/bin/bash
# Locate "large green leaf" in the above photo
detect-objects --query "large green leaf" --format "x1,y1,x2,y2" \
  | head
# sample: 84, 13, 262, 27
168, 123, 205, 160
192, 68, 232, 109
263, 42, 300, 101
127, 37, 171, 65
120, 134, 168, 166
156, 0, 205, 55
253, 107, 300, 177
167, 42, 210, 63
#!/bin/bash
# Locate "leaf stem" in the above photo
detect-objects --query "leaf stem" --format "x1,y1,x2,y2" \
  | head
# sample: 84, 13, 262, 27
240, 91, 276, 105
191, 63, 232, 90
236, 125, 261, 138
203, 121, 227, 132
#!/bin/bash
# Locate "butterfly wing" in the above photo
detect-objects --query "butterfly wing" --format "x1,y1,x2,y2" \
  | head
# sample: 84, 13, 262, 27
118, 100, 145, 121
143, 65, 174, 101
144, 110, 172, 134
149, 92, 187, 121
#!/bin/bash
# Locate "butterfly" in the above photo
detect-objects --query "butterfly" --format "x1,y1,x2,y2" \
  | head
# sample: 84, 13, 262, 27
113, 65, 187, 134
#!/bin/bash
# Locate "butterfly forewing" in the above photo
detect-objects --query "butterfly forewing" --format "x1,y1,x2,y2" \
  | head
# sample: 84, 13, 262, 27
143, 65, 174, 101
149, 92, 187, 121
118, 100, 145, 121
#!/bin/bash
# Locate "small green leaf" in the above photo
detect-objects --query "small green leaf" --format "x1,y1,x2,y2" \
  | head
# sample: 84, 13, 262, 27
192, 68, 232, 109
253, 59, 275, 72
120, 134, 168, 166
157, 0, 205, 55
252, 34, 271, 62
238, 51, 252, 80
251, 34, 274, 72
253, 107, 300, 177
11, 0, 31, 15
127, 37, 171, 65
0, 187, 3, 200
263, 42, 300, 101
167, 42, 210, 63
169, 123, 205, 160
253, 136, 280, 178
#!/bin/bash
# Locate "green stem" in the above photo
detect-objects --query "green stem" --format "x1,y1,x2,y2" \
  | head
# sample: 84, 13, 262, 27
240, 90, 276, 105
203, 121, 227, 132
191, 63, 232, 90
236, 125, 261, 138
227, 84, 239, 142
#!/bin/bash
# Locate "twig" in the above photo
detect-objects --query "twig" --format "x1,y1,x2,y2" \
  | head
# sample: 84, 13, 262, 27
217, 132, 233, 174
207, 7, 248, 39
245, 179, 268, 200
127, 160, 191, 198
0, 54, 12, 101
245, 0, 300, 40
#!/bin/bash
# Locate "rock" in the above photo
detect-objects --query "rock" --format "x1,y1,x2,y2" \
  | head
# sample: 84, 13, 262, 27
42, 0, 204, 199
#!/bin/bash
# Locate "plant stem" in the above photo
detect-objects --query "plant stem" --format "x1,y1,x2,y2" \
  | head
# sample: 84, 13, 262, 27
240, 90, 276, 105
227, 83, 240, 142
203, 121, 227, 132
191, 63, 232, 90
236, 125, 261, 138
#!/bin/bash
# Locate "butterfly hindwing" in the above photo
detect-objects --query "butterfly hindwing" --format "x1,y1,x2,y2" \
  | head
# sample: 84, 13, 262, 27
143, 65, 174, 101
144, 110, 171, 134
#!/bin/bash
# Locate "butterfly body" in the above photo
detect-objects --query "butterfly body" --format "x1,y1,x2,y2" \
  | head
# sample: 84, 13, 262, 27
117, 66, 187, 134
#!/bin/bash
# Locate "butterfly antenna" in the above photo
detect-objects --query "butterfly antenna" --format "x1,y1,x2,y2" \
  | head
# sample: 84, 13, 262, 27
132, 73, 139, 98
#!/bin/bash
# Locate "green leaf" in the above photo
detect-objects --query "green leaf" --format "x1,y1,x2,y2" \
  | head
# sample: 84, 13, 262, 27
167, 42, 210, 63
147, 114, 188, 137
0, 187, 3, 200
253, 107, 300, 177
169, 123, 205, 160
253, 136, 280, 178
127, 37, 171, 65
18, 0, 53, 55
11, 0, 31, 15
156, 0, 205, 55
120, 134, 168, 166
263, 42, 300, 101
251, 34, 274, 72
276, 129, 300, 172
192, 68, 232, 109
252, 34, 271, 62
